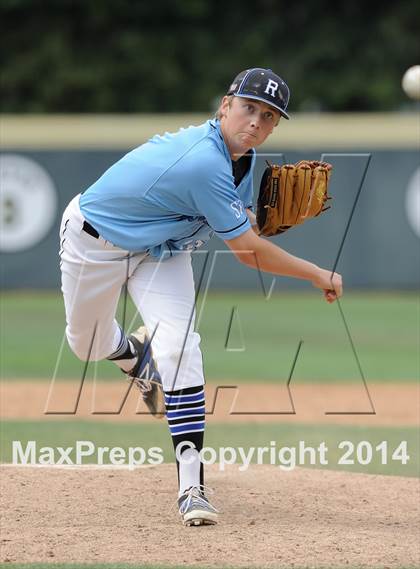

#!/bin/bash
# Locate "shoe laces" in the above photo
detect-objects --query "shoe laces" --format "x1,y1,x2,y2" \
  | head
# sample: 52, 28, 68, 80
127, 376, 153, 394
176, 485, 218, 514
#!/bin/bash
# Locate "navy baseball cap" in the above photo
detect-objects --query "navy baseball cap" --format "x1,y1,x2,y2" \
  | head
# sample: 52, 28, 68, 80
227, 68, 290, 119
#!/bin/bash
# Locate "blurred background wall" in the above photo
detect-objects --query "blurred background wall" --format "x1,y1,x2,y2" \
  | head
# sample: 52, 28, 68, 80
1, 0, 419, 290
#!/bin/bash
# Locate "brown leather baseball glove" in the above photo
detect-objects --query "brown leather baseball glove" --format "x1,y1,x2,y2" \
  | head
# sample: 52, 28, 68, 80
256, 160, 333, 236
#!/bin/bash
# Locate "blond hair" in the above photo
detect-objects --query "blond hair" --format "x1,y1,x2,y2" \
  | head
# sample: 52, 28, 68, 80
215, 95, 234, 120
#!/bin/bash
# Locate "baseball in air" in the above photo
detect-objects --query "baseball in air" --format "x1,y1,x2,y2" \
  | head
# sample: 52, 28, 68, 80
401, 65, 420, 100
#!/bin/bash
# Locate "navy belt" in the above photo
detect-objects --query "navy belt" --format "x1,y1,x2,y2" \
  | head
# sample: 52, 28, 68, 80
82, 220, 100, 239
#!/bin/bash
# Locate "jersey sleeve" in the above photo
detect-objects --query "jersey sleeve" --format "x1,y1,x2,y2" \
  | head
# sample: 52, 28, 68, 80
189, 163, 251, 240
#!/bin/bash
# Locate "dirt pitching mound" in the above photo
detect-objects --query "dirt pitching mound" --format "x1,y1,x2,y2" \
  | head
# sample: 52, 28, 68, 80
2, 381, 419, 426
1, 464, 419, 568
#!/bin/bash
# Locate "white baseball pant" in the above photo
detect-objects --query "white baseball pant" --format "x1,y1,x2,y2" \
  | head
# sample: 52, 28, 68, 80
59, 195, 205, 391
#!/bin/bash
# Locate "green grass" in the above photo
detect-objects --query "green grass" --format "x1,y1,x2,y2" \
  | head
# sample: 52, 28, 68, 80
1, 420, 418, 477
0, 291, 418, 382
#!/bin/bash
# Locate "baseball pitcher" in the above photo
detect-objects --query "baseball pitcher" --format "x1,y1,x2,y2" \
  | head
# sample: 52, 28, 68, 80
59, 68, 342, 526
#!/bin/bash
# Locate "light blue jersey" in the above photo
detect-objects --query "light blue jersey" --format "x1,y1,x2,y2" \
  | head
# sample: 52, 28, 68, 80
79, 119, 255, 258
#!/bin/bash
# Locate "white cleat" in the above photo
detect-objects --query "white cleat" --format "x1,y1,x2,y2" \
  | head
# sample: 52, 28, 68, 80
178, 486, 218, 526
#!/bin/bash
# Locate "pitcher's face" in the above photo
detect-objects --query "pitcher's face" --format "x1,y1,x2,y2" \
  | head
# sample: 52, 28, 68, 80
220, 96, 280, 159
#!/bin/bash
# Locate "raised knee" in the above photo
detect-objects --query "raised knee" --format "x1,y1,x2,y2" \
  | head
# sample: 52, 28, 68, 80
66, 332, 106, 362
67, 341, 96, 362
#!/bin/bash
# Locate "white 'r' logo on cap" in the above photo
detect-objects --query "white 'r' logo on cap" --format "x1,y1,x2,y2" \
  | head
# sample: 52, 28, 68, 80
264, 79, 278, 97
